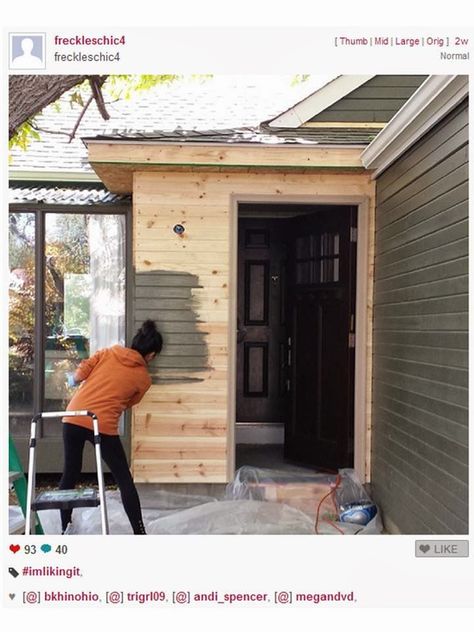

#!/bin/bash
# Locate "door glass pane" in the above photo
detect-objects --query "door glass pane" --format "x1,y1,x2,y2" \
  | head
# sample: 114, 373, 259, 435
44, 214, 126, 423
319, 232, 340, 283
9, 213, 35, 435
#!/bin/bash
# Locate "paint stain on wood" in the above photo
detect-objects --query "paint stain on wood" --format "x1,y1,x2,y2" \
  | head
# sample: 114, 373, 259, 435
134, 270, 209, 383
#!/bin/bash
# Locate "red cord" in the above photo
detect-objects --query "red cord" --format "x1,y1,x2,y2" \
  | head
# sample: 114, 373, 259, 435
315, 473, 341, 535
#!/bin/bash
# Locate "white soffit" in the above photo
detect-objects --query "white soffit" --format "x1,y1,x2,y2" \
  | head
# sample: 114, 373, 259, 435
361, 75, 469, 177
267, 75, 376, 128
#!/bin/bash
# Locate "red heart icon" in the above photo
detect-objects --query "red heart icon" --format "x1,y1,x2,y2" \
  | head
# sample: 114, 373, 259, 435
9, 544, 20, 554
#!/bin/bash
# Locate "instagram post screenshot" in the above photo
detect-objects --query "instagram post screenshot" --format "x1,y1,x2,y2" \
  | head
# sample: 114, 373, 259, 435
2, 7, 473, 623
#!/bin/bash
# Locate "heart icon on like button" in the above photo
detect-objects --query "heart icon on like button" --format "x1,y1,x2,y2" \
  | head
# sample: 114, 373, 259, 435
419, 544, 430, 554
9, 544, 20, 554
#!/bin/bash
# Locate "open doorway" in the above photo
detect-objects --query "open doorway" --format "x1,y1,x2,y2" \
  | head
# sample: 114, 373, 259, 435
236, 203, 357, 473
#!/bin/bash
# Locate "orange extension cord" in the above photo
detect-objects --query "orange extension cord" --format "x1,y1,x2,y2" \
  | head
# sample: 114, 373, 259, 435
314, 473, 343, 535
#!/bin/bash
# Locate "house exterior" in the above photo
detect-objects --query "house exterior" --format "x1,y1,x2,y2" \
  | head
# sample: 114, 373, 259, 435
361, 75, 468, 534
9, 76, 330, 472
9, 75, 468, 534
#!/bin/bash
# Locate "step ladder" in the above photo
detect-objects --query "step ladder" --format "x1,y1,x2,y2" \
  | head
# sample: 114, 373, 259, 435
9, 435, 44, 535
25, 411, 109, 535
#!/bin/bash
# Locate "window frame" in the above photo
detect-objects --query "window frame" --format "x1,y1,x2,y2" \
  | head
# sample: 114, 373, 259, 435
9, 202, 133, 459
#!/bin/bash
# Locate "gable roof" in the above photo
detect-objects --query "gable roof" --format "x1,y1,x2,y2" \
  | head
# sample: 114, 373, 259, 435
267, 75, 429, 128
10, 74, 429, 184
267, 75, 375, 127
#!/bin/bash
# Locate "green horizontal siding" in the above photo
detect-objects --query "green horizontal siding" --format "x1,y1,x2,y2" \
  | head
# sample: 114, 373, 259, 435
133, 270, 210, 381
310, 75, 427, 123
371, 98, 469, 534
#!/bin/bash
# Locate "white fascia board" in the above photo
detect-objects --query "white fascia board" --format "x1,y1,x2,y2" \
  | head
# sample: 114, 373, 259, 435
9, 169, 100, 182
361, 75, 468, 177
268, 75, 376, 128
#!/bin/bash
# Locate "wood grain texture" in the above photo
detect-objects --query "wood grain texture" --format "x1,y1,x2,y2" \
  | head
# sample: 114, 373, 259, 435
89, 142, 364, 168
129, 169, 375, 482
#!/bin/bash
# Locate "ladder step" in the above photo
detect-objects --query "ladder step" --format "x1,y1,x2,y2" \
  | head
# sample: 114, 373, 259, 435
32, 488, 101, 511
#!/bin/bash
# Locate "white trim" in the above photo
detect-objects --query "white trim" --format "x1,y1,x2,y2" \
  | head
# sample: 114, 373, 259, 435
361, 75, 469, 177
302, 122, 386, 129
268, 75, 376, 128
229, 194, 371, 483
9, 169, 100, 182
354, 197, 371, 481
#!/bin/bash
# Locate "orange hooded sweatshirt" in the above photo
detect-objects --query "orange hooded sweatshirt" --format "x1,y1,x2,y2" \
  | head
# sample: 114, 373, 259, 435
65, 345, 152, 435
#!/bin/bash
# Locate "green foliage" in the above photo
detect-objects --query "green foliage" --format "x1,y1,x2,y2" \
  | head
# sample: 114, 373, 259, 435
9, 120, 40, 153
105, 74, 182, 99
69, 90, 85, 108
291, 74, 311, 86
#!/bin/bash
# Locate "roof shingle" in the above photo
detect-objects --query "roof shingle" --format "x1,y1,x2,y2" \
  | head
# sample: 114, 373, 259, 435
9, 185, 130, 205
10, 75, 336, 175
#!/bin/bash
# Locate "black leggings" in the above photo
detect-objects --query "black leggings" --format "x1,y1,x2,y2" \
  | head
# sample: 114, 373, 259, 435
59, 423, 146, 534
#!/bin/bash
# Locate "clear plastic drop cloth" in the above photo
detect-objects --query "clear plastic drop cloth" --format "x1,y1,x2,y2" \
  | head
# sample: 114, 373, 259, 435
139, 488, 219, 512
146, 500, 315, 535
9, 505, 25, 533
225, 466, 383, 535
10, 467, 383, 535
336, 468, 373, 507
226, 466, 340, 524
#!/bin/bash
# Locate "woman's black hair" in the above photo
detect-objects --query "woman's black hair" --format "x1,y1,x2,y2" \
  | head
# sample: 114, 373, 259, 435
131, 319, 163, 357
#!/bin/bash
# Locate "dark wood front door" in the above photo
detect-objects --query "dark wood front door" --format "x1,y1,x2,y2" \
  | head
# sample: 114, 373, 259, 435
237, 206, 357, 470
236, 219, 288, 423
285, 206, 357, 469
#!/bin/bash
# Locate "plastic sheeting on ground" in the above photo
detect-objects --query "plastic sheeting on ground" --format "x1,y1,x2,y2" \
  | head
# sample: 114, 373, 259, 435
9, 467, 383, 535
225, 466, 383, 535
148, 500, 315, 534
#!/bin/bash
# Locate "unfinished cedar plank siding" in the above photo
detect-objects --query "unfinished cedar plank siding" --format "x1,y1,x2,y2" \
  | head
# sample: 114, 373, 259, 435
370, 99, 469, 534
129, 169, 375, 483
308, 75, 427, 124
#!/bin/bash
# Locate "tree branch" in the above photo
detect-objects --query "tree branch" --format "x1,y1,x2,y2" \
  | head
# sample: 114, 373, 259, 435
9, 75, 86, 139
68, 93, 94, 142
88, 76, 110, 120
29, 122, 72, 138
8, 74, 110, 140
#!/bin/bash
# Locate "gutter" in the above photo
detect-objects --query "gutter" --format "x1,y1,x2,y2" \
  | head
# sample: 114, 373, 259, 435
361, 75, 468, 177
